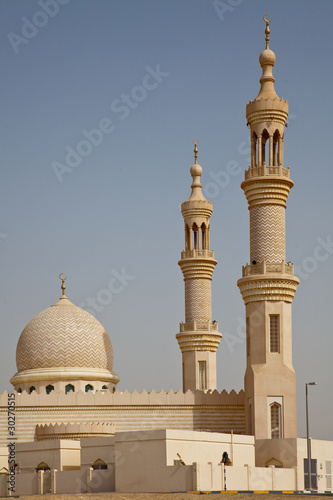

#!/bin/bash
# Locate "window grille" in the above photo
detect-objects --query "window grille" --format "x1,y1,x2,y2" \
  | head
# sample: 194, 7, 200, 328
199, 361, 207, 390
270, 315, 280, 353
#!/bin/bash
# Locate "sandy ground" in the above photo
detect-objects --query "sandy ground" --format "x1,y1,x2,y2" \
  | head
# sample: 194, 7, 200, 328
3, 494, 332, 500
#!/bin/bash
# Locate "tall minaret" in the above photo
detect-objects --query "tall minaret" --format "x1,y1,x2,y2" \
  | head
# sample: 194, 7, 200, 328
176, 140, 222, 392
237, 16, 299, 439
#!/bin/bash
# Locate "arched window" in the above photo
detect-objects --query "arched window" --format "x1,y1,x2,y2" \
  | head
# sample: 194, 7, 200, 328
46, 385, 54, 394
65, 384, 75, 394
185, 223, 190, 251
36, 461, 50, 472
273, 130, 280, 166
17, 388, 22, 394
102, 385, 108, 390
92, 458, 107, 470
270, 403, 281, 439
261, 129, 269, 166
85, 384, 93, 392
201, 223, 207, 250
29, 386, 36, 394
252, 132, 258, 167
112, 386, 116, 393
192, 223, 199, 250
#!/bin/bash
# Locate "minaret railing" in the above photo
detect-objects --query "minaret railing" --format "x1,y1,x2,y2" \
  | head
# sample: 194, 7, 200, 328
181, 249, 214, 259
244, 165, 290, 180
242, 260, 294, 277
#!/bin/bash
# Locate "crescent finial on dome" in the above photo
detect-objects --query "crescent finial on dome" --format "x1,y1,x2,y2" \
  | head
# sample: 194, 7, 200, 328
59, 273, 67, 297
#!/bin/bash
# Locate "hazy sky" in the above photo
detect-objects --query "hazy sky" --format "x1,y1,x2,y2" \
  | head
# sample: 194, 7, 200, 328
0, 0, 332, 440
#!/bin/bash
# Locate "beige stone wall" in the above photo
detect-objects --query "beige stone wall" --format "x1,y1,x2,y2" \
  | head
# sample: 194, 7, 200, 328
0, 389, 245, 446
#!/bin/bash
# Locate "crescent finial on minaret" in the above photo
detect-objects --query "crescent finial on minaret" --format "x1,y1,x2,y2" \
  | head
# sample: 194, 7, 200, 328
59, 273, 67, 296
263, 14, 272, 49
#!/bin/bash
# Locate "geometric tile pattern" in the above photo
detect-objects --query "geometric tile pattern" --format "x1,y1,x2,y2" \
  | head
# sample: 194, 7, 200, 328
185, 279, 211, 322
250, 204, 285, 262
16, 298, 114, 372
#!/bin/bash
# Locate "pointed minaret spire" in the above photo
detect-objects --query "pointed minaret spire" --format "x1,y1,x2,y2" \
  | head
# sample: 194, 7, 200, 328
176, 141, 222, 392
188, 139, 205, 201
256, 14, 278, 100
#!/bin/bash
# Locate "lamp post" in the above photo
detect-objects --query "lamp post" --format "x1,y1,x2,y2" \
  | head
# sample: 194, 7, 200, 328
305, 382, 317, 490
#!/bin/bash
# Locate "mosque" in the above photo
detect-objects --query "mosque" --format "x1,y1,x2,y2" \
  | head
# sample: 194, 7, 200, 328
0, 16, 332, 495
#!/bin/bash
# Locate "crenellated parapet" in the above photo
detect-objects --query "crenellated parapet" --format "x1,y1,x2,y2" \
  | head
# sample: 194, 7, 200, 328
36, 421, 115, 440
0, 388, 244, 407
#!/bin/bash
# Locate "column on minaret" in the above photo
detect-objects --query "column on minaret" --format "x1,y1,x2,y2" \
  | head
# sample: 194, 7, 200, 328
237, 16, 299, 440
176, 140, 222, 392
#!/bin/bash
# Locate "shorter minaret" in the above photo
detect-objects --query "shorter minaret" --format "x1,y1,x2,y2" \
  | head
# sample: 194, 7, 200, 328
176, 140, 222, 392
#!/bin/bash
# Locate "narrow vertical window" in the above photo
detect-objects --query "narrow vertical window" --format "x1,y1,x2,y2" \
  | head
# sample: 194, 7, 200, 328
270, 403, 281, 439
198, 361, 207, 390
246, 317, 250, 357
248, 401, 252, 435
270, 315, 280, 353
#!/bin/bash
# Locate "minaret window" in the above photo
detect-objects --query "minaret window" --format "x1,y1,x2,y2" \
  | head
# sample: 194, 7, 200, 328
261, 129, 269, 166
273, 130, 280, 166
252, 132, 257, 167
65, 384, 75, 394
270, 315, 280, 353
198, 361, 207, 390
85, 384, 93, 392
193, 223, 199, 250
201, 223, 207, 250
270, 403, 281, 438
29, 386, 36, 394
185, 224, 190, 251
46, 384, 54, 394
246, 317, 250, 357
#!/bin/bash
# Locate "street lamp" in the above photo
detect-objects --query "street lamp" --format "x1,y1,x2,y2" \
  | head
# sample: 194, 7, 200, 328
305, 382, 317, 491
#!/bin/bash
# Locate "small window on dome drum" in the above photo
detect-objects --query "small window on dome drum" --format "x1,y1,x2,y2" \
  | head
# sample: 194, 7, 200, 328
29, 386, 36, 394
46, 385, 54, 394
65, 384, 75, 394
85, 384, 93, 392
102, 385, 108, 390
17, 388, 22, 394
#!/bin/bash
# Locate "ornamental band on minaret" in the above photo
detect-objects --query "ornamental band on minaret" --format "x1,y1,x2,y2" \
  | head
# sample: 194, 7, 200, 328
176, 140, 222, 392
237, 16, 299, 439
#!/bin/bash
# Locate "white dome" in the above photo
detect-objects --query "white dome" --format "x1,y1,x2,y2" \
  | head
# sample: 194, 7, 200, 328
11, 294, 119, 391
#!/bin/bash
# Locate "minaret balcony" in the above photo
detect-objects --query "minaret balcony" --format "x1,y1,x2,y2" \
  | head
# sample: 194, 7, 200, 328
242, 260, 294, 277
245, 165, 290, 180
181, 249, 214, 259
179, 320, 219, 333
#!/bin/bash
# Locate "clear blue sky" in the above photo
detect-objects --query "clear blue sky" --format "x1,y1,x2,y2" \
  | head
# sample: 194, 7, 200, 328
0, 0, 332, 440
